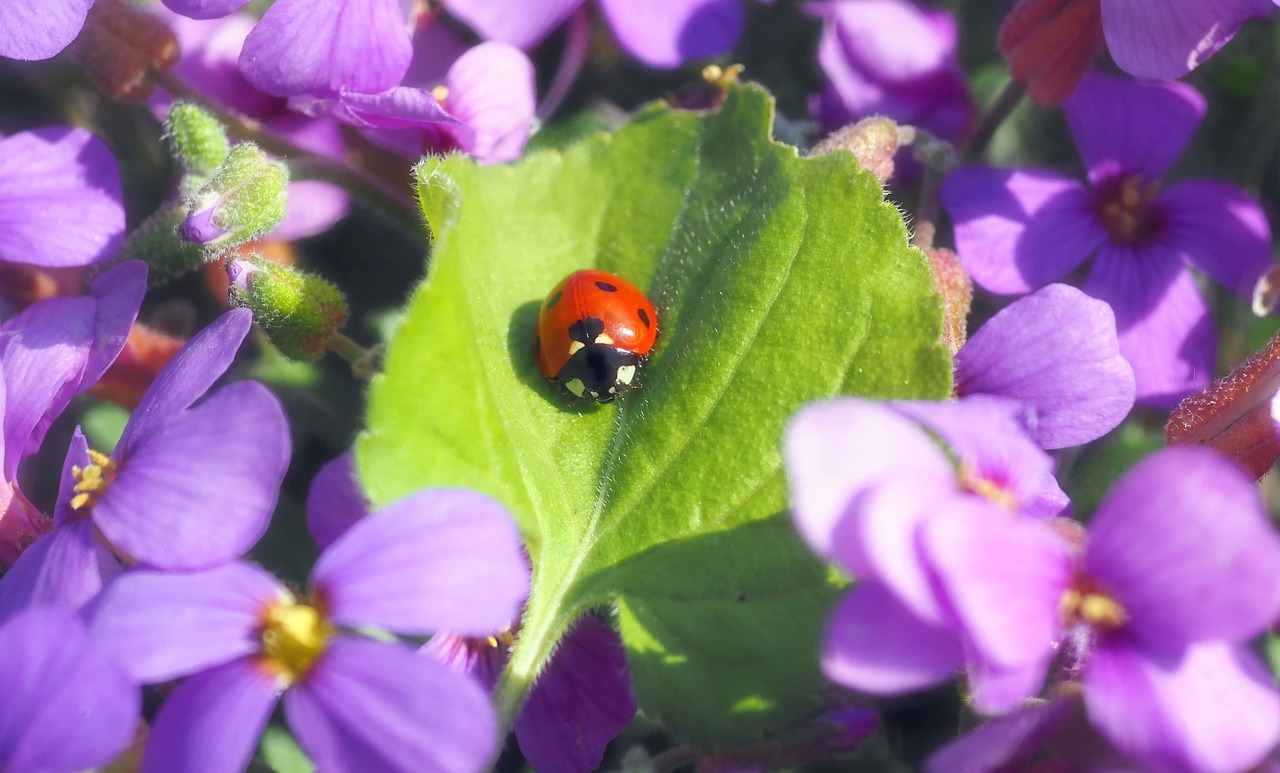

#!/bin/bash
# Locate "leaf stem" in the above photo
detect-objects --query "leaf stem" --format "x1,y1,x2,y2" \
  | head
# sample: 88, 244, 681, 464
325, 332, 380, 378
148, 68, 423, 237
492, 585, 578, 733
959, 78, 1027, 163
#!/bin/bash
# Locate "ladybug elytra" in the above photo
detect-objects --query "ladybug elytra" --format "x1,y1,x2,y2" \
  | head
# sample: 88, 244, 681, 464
533, 270, 659, 403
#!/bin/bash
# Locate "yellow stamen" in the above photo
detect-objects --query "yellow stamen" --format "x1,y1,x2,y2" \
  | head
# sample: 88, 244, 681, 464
431, 85, 449, 105
957, 464, 1018, 511
1097, 174, 1161, 244
1060, 583, 1128, 631
258, 599, 333, 683
701, 63, 744, 88
70, 448, 118, 510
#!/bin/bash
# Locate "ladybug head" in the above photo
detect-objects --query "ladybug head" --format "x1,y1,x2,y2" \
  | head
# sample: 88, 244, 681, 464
558, 344, 641, 403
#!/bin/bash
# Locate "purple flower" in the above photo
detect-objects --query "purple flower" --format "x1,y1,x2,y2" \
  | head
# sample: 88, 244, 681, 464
0, 127, 125, 267
91, 487, 530, 773
1102, 0, 1276, 80
162, 0, 249, 21
155, 10, 350, 240
927, 447, 1280, 770
954, 283, 1135, 449
785, 396, 1069, 712
808, 0, 972, 142
309, 454, 638, 772
942, 72, 1273, 407
447, 0, 744, 69
0, 0, 94, 60
0, 606, 139, 773
0, 307, 288, 621
0, 261, 145, 566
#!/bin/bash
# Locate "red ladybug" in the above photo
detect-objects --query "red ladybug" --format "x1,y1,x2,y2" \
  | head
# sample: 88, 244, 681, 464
534, 269, 659, 403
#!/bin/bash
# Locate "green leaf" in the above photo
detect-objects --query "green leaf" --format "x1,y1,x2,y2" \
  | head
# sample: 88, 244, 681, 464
357, 83, 951, 745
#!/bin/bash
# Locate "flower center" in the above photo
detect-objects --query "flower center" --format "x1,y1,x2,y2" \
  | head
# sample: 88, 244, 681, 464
1095, 174, 1161, 243
958, 464, 1018, 511
70, 449, 118, 510
258, 599, 333, 683
1059, 577, 1128, 631
431, 85, 449, 106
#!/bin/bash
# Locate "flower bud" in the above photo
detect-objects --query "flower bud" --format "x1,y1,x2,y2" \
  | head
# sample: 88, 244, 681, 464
809, 116, 900, 183
925, 246, 972, 356
227, 257, 349, 361
112, 205, 206, 284
69, 0, 179, 101
998, 0, 1103, 105
180, 144, 288, 256
166, 102, 231, 181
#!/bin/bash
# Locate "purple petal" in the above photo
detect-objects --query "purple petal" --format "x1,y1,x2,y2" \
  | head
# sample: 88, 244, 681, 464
821, 583, 964, 696
91, 562, 286, 683
924, 698, 1071, 773
312, 488, 528, 636
784, 397, 952, 561
141, 657, 281, 773
0, 607, 139, 773
0, 520, 116, 624
513, 616, 637, 773
817, 0, 957, 82
420, 633, 506, 691
920, 504, 1071, 710
598, 0, 743, 68
443, 42, 536, 164
404, 21, 471, 88
239, 0, 412, 97
95, 381, 289, 570
1065, 72, 1205, 185
162, 0, 249, 19
954, 284, 1136, 449
52, 426, 90, 527
1084, 637, 1280, 773
0, 296, 94, 475
81, 260, 148, 390
286, 637, 497, 773
1159, 179, 1273, 298
274, 180, 350, 240
0, 0, 92, 60
446, 0, 582, 49
1083, 245, 1214, 408
941, 167, 1104, 294
1101, 0, 1274, 80
307, 452, 369, 551
291, 87, 476, 158
116, 308, 252, 457
0, 127, 125, 266
1085, 446, 1280, 646
965, 655, 1056, 717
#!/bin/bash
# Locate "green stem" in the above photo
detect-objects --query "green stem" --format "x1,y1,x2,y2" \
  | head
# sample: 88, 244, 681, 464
959, 78, 1028, 163
149, 69, 423, 237
325, 332, 380, 378
492, 582, 581, 733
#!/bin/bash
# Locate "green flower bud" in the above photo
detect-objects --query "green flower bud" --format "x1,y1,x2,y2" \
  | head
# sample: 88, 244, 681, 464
228, 257, 349, 361
165, 101, 230, 180
112, 204, 205, 284
181, 143, 288, 257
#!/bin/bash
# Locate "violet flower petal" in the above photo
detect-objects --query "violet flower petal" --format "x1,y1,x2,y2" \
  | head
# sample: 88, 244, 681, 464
922, 502, 1070, 669
1083, 245, 1214, 408
0, 519, 116, 625
91, 562, 287, 683
275, 180, 350, 241
598, 0, 743, 68
513, 616, 637, 773
1084, 637, 1280, 773
285, 637, 497, 773
941, 167, 1104, 295
784, 397, 952, 561
420, 633, 506, 692
162, 0, 249, 20
95, 381, 289, 570
0, 127, 125, 266
1065, 72, 1205, 186
312, 488, 528, 637
1101, 0, 1273, 80
1159, 179, 1273, 298
954, 284, 1136, 449
822, 583, 964, 696
965, 656, 1056, 718
306, 452, 369, 551
291, 87, 477, 155
0, 0, 93, 60
52, 425, 90, 528
0, 607, 139, 773
446, 0, 582, 49
924, 698, 1071, 773
141, 657, 281, 773
82, 260, 148, 389
443, 42, 536, 164
239, 0, 411, 97
116, 308, 252, 456
1085, 447, 1280, 646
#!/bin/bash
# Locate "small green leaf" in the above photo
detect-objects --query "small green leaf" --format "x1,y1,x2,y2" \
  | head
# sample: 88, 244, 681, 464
358, 83, 951, 745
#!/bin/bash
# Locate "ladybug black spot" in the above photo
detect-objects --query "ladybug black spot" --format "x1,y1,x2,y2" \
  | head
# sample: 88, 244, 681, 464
594, 281, 618, 292
568, 317, 606, 345
637, 307, 651, 328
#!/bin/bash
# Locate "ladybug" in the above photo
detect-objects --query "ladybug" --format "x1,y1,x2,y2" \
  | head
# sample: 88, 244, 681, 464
534, 269, 659, 403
